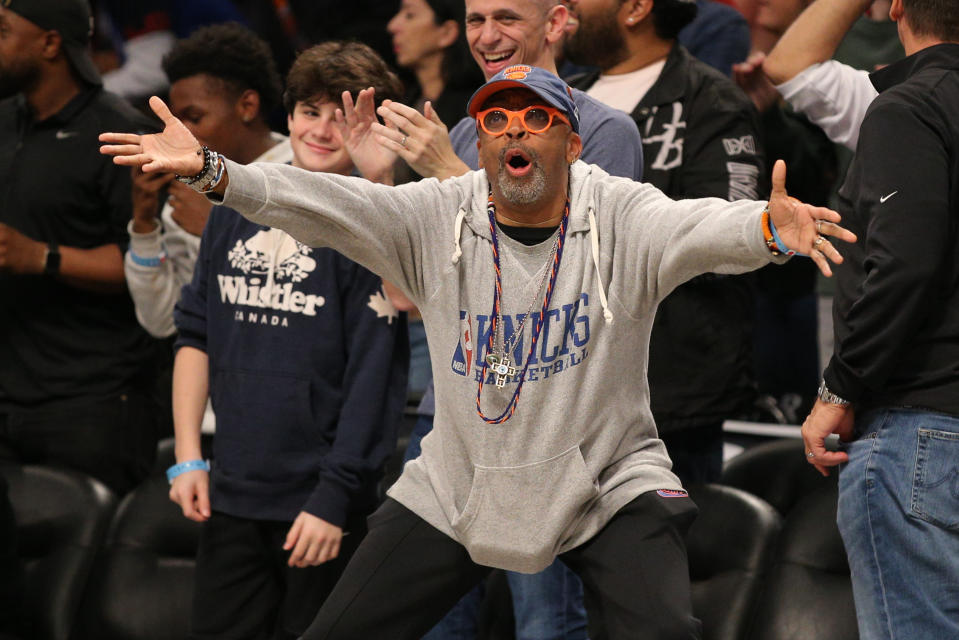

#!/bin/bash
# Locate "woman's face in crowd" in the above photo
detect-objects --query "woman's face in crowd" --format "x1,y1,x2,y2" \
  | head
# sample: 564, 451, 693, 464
168, 74, 247, 159
287, 99, 354, 176
387, 0, 455, 70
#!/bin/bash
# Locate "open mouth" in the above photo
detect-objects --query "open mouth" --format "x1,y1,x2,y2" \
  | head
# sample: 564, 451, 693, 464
504, 148, 532, 177
481, 50, 516, 72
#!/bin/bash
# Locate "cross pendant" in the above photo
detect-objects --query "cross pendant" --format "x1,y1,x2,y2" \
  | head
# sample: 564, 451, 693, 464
486, 354, 517, 388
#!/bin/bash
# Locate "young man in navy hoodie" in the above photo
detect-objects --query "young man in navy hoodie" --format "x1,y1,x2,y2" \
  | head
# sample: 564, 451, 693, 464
165, 42, 409, 640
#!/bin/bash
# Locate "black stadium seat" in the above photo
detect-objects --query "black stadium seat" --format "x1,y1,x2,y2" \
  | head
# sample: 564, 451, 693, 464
686, 483, 782, 640
721, 439, 859, 640
79, 440, 202, 640
3, 464, 116, 640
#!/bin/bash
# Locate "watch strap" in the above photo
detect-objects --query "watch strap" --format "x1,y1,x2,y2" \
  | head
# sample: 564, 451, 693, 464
43, 241, 60, 276
818, 379, 850, 406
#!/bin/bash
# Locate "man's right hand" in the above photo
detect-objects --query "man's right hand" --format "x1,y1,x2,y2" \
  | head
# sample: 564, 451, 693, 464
100, 97, 205, 176
131, 167, 174, 233
168, 469, 211, 522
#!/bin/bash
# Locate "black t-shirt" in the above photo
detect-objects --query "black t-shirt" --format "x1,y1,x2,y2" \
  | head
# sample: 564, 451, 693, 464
0, 88, 158, 409
497, 223, 557, 246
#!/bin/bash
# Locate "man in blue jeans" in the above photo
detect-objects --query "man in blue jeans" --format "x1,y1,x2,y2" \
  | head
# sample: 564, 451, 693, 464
799, 1, 959, 638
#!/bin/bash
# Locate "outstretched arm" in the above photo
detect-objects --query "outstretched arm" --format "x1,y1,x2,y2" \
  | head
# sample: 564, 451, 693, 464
102, 96, 458, 308
763, 0, 873, 84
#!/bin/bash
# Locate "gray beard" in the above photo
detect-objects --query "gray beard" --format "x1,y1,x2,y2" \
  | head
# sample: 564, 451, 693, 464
495, 146, 548, 206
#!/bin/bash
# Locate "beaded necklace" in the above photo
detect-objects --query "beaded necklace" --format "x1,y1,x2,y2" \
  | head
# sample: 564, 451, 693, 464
475, 189, 571, 424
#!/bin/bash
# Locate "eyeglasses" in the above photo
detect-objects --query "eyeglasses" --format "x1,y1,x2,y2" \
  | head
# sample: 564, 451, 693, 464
475, 105, 572, 137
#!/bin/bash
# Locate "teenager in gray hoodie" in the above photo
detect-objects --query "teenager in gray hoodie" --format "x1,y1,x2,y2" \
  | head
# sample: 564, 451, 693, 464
101, 66, 855, 640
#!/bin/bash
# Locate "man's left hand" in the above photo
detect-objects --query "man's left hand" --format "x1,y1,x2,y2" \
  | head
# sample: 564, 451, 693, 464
283, 512, 343, 568
0, 223, 45, 274
767, 159, 857, 276
801, 399, 855, 476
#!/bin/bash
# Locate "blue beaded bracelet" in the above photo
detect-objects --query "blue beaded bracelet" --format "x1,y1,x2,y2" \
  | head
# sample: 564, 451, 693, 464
166, 459, 210, 484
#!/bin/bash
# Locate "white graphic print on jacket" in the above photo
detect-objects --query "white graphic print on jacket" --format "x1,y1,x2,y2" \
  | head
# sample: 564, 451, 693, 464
218, 228, 397, 326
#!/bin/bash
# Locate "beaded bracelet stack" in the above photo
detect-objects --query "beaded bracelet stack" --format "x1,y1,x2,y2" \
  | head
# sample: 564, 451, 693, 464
761, 206, 795, 257
175, 146, 225, 193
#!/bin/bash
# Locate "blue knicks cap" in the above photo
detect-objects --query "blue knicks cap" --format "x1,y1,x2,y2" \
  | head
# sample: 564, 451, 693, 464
467, 65, 580, 133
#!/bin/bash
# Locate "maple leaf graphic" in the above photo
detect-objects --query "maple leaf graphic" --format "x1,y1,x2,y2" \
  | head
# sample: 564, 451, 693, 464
368, 288, 398, 324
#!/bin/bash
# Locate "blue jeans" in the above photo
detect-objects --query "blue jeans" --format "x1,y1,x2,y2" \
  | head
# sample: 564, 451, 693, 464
405, 416, 588, 640
837, 408, 959, 640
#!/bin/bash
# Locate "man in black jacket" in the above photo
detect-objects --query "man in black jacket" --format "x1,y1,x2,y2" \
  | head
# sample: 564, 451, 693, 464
565, 0, 764, 483
800, 1, 959, 637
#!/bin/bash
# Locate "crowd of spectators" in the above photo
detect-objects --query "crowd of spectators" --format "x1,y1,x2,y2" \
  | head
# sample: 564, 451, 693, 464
1, 0, 937, 638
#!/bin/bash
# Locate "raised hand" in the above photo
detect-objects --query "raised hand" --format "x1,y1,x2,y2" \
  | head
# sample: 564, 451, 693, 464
335, 88, 397, 185
767, 159, 857, 276
373, 99, 470, 181
100, 96, 205, 175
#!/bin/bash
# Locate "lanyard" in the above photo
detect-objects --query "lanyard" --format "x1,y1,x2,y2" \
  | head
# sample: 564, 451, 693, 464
475, 192, 570, 424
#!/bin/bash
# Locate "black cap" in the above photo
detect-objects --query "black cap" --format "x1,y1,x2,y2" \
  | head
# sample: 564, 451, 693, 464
2, 0, 101, 86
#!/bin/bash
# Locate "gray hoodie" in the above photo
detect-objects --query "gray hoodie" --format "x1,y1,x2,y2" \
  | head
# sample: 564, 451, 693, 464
217, 158, 781, 574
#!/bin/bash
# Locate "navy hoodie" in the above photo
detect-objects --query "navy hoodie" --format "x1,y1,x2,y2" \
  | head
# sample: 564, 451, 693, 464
174, 205, 408, 525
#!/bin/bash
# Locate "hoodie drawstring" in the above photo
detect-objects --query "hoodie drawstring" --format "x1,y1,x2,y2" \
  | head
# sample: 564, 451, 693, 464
451, 207, 467, 264
587, 207, 614, 324
450, 204, 614, 323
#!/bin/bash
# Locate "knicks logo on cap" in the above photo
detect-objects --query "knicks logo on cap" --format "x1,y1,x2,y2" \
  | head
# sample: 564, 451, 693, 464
503, 65, 533, 80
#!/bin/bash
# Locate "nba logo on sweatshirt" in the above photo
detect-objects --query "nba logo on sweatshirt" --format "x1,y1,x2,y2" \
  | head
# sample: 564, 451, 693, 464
451, 310, 473, 376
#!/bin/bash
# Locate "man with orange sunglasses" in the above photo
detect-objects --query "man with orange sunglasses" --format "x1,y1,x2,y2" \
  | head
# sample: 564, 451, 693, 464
101, 66, 854, 640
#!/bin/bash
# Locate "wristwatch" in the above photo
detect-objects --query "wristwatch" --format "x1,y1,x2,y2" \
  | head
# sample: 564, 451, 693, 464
43, 241, 61, 276
818, 379, 850, 406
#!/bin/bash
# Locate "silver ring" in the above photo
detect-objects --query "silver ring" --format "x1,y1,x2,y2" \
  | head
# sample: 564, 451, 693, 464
806, 451, 815, 458
814, 235, 826, 248
400, 135, 407, 147
816, 220, 823, 233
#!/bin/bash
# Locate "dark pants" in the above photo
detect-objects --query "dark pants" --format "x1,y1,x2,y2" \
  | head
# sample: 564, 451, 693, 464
190, 510, 367, 640
302, 493, 701, 640
0, 391, 158, 495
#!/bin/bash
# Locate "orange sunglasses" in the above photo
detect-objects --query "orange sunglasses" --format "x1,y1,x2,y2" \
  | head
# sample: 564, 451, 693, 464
475, 105, 572, 137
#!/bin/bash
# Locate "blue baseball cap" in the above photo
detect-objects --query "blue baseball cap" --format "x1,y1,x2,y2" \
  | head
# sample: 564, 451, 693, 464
467, 65, 580, 134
